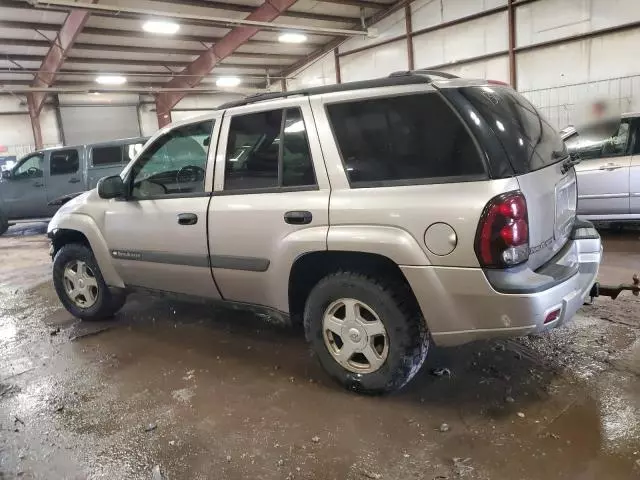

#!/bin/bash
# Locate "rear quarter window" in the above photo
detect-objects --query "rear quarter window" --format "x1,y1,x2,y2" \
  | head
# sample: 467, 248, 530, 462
326, 92, 486, 188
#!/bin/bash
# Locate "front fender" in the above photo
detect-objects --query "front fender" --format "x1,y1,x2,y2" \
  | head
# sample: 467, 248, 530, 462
49, 213, 125, 288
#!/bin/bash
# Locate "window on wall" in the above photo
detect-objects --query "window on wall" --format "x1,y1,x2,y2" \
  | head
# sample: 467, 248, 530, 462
565, 121, 631, 160
50, 149, 80, 176
327, 93, 486, 187
224, 107, 316, 191
130, 120, 212, 198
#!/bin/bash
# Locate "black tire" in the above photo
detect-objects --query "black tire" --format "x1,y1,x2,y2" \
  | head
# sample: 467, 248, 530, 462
304, 271, 429, 395
53, 243, 126, 321
0, 210, 8, 236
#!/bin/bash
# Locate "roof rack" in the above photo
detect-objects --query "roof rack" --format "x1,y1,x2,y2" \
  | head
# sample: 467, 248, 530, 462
217, 70, 455, 110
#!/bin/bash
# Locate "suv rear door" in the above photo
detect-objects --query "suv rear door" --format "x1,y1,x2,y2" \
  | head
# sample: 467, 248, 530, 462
208, 97, 329, 311
565, 120, 632, 216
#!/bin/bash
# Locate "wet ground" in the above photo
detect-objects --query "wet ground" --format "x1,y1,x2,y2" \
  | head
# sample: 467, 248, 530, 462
1, 222, 639, 479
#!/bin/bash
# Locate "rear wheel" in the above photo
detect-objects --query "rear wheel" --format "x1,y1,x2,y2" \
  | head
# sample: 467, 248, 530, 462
53, 243, 126, 320
304, 271, 429, 394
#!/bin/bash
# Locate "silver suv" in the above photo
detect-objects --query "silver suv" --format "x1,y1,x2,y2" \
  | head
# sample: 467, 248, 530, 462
48, 71, 602, 394
561, 113, 640, 222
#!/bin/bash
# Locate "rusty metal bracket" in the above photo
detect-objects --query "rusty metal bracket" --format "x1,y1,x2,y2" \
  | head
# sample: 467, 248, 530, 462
590, 274, 640, 301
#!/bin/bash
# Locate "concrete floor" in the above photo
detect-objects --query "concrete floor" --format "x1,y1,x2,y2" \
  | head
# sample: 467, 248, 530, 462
1, 222, 639, 480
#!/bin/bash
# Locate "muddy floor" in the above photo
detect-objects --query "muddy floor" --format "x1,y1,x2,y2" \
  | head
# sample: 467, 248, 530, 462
1, 222, 639, 479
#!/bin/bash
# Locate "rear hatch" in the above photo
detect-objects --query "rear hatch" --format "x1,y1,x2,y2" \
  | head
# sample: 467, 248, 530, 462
455, 85, 577, 270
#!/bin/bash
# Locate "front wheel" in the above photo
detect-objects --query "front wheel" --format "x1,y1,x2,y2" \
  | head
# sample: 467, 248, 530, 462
304, 271, 429, 394
53, 243, 126, 320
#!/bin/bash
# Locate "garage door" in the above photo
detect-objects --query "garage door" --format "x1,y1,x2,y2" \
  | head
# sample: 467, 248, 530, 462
60, 105, 141, 146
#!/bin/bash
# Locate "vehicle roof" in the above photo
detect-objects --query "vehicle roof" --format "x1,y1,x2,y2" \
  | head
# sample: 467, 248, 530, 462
216, 70, 487, 110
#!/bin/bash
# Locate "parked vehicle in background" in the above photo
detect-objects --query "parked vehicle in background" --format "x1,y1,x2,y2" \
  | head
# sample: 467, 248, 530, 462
561, 113, 640, 222
0, 137, 148, 235
48, 71, 603, 394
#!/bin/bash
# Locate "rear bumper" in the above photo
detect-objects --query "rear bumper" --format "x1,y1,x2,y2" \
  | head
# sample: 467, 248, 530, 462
401, 225, 602, 347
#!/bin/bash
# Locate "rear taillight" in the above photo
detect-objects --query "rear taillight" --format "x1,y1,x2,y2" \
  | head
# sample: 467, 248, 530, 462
475, 191, 529, 268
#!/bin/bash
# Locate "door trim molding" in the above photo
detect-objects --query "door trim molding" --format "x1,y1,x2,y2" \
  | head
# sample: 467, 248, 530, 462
578, 193, 630, 199
110, 250, 269, 272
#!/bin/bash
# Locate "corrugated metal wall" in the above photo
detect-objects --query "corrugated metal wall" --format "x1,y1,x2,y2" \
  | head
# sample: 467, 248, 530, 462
289, 0, 640, 129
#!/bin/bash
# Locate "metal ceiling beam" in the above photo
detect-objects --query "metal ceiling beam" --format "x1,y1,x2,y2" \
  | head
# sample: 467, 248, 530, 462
153, 0, 358, 23
0, 20, 324, 48
0, 38, 304, 59
27, 9, 89, 115
156, 0, 299, 126
317, 0, 387, 8
1, 54, 284, 70
33, 0, 369, 37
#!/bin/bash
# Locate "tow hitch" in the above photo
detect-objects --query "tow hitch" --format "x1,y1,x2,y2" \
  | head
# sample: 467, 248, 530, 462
589, 274, 640, 300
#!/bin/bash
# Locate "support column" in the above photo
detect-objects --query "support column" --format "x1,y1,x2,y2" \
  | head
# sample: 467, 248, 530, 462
27, 94, 43, 150
507, 0, 517, 89
405, 4, 415, 70
334, 48, 342, 84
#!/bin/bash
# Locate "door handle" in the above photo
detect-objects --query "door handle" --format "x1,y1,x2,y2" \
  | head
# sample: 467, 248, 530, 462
599, 164, 623, 171
33, 182, 44, 187
284, 211, 312, 225
69, 178, 81, 184
177, 213, 198, 225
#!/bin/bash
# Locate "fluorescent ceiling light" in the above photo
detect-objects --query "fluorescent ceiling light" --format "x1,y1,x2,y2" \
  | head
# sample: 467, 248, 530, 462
143, 20, 180, 34
216, 77, 241, 87
278, 32, 307, 44
95, 75, 127, 85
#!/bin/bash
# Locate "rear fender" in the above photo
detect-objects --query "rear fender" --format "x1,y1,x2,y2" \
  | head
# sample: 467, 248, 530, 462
327, 226, 431, 266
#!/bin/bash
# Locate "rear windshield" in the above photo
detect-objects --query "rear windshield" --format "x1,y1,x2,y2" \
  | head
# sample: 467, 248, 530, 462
460, 86, 566, 174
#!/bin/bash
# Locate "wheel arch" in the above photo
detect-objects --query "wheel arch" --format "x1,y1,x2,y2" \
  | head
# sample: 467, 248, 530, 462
48, 214, 125, 288
288, 250, 420, 324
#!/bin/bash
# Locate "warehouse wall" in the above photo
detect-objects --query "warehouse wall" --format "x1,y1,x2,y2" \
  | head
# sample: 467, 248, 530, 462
288, 0, 640, 129
0, 92, 244, 157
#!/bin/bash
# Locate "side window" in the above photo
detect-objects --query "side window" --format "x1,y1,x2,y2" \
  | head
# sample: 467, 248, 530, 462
92, 145, 123, 166
565, 121, 631, 160
13, 154, 44, 179
326, 93, 485, 187
130, 120, 212, 199
224, 107, 316, 191
50, 149, 80, 176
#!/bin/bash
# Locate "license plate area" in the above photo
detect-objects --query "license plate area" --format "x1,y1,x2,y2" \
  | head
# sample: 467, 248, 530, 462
555, 172, 577, 240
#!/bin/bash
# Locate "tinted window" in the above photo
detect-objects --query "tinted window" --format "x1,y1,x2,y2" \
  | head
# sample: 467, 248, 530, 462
326, 93, 485, 187
565, 121, 630, 160
13, 154, 44, 179
131, 121, 212, 199
282, 109, 316, 187
92, 145, 122, 166
460, 86, 566, 173
224, 108, 315, 191
50, 149, 80, 176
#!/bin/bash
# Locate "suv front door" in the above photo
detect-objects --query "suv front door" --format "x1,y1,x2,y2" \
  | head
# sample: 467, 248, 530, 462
208, 98, 330, 311
569, 120, 632, 216
102, 116, 223, 298
3, 152, 48, 219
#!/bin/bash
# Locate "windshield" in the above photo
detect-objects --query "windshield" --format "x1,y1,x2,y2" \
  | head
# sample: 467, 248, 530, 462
460, 86, 566, 174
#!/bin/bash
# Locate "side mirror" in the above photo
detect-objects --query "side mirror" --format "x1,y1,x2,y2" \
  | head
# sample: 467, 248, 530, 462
1, 170, 11, 180
97, 175, 125, 199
